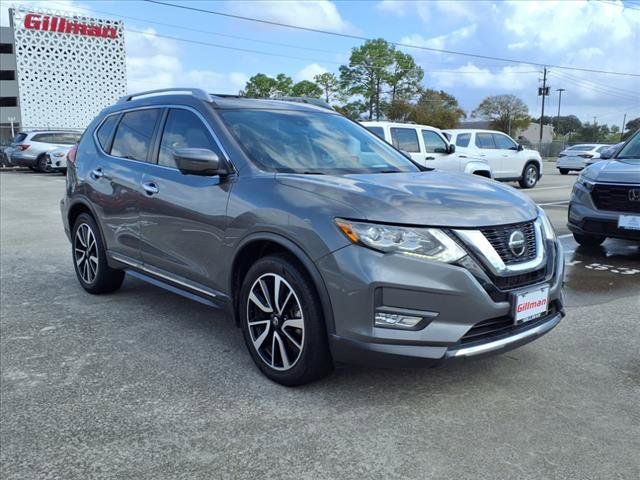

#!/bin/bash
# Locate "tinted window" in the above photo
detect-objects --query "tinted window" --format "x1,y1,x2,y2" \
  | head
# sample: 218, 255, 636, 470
390, 127, 420, 153
96, 115, 119, 151
55, 133, 81, 145
366, 126, 385, 139
158, 109, 221, 168
220, 110, 419, 174
421, 130, 447, 153
12, 133, 27, 143
492, 133, 517, 149
0, 97, 18, 107
32, 133, 56, 143
0, 43, 12, 54
568, 144, 592, 150
111, 109, 160, 162
455, 133, 471, 147
0, 70, 15, 80
475, 133, 495, 149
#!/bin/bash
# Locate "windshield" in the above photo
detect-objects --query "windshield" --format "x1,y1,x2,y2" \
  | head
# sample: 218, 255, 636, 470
220, 109, 420, 174
616, 131, 640, 164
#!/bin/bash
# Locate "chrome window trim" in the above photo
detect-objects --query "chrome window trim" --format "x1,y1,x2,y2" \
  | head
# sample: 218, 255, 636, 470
92, 104, 236, 173
453, 218, 546, 275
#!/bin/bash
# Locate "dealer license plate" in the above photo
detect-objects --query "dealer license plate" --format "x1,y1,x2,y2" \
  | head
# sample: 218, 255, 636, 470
513, 285, 549, 325
618, 215, 640, 231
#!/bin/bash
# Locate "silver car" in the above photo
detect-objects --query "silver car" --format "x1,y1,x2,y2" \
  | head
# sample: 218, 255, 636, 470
556, 144, 610, 174
6, 130, 82, 172
46, 146, 73, 174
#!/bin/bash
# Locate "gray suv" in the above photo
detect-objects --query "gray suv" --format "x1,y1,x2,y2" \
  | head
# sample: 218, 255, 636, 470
61, 89, 565, 386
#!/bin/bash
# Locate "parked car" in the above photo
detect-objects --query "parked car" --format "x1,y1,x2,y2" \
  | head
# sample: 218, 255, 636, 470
61, 88, 564, 386
5, 130, 82, 172
46, 146, 73, 174
0, 144, 10, 167
361, 121, 492, 178
588, 142, 625, 165
556, 144, 610, 174
568, 131, 640, 247
443, 129, 543, 188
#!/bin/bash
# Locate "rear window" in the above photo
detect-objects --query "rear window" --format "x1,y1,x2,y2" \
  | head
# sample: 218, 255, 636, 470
596, 145, 610, 153
455, 132, 471, 147
96, 115, 120, 152
390, 127, 420, 153
365, 126, 385, 139
12, 133, 27, 143
111, 109, 161, 162
568, 145, 591, 150
475, 133, 495, 149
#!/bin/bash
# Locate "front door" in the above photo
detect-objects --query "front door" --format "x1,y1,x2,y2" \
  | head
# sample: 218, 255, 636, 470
390, 126, 424, 166
420, 129, 457, 172
492, 132, 522, 178
138, 107, 232, 293
474, 132, 503, 177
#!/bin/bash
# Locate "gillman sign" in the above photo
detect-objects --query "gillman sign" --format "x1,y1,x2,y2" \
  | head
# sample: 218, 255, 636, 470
24, 13, 119, 39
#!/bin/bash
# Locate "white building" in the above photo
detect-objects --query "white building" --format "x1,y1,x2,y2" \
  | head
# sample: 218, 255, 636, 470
0, 7, 126, 142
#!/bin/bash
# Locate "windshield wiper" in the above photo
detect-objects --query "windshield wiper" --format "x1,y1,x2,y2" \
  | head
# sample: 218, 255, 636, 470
300, 171, 326, 175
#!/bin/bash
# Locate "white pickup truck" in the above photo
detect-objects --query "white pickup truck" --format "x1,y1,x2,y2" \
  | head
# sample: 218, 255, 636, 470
362, 121, 493, 179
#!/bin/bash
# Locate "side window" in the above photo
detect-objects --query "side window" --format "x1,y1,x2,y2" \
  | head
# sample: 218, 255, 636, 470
96, 115, 119, 152
455, 133, 471, 147
158, 109, 222, 168
390, 127, 420, 153
475, 133, 495, 149
32, 133, 55, 143
492, 133, 517, 150
111, 109, 161, 162
366, 126, 385, 140
421, 130, 448, 153
55, 133, 82, 145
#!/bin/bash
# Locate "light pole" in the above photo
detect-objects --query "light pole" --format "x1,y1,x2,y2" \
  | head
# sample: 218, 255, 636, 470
8, 116, 16, 138
555, 88, 565, 133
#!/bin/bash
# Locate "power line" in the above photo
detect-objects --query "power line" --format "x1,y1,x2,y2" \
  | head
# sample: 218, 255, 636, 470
551, 69, 639, 97
548, 71, 639, 102
145, 0, 640, 77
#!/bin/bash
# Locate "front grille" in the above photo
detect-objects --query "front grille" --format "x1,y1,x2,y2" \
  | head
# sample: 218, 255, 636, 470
492, 268, 547, 290
480, 221, 537, 264
591, 184, 640, 213
459, 302, 558, 345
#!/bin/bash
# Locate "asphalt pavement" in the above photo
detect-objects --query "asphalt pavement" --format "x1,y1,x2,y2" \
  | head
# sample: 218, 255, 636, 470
1, 169, 639, 480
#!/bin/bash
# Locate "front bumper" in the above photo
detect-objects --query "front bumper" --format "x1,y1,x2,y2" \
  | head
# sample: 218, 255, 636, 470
568, 183, 640, 241
317, 239, 565, 367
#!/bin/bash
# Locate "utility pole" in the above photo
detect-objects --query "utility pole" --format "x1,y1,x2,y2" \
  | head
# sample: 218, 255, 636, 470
538, 67, 548, 149
620, 113, 626, 141
555, 88, 565, 132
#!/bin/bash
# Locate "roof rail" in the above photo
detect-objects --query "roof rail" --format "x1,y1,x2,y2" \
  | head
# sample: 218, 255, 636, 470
272, 96, 335, 111
118, 88, 213, 103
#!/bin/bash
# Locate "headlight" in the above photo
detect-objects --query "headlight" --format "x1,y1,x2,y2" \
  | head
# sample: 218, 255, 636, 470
537, 207, 556, 241
335, 218, 466, 263
576, 175, 595, 191
53, 152, 66, 157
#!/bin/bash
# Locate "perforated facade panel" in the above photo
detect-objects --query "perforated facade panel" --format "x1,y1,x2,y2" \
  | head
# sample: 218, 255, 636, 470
10, 8, 126, 129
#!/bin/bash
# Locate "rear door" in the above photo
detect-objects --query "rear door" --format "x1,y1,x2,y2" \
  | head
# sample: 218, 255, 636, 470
420, 129, 457, 172
474, 132, 503, 177
87, 108, 162, 263
138, 107, 232, 292
491, 132, 522, 177
390, 127, 423, 165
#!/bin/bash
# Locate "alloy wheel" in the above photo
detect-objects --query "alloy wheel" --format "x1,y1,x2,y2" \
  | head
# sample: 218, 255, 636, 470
246, 273, 305, 371
525, 166, 537, 187
74, 223, 99, 284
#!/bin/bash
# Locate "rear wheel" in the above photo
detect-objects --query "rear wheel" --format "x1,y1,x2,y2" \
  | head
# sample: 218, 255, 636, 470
559, 168, 569, 175
573, 233, 605, 248
519, 163, 539, 188
239, 255, 333, 386
72, 213, 124, 294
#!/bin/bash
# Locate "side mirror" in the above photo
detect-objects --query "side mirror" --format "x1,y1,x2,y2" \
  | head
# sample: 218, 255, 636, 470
517, 144, 524, 152
447, 144, 456, 154
173, 148, 226, 176
599, 150, 613, 160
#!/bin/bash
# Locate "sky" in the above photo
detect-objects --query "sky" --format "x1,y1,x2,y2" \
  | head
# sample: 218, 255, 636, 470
2, 0, 639, 128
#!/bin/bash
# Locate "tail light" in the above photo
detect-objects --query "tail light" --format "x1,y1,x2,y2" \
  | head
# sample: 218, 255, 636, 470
558, 153, 566, 157
17, 144, 30, 151
67, 145, 78, 164
578, 153, 593, 159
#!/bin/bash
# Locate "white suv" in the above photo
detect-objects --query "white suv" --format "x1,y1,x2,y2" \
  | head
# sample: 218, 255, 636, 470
5, 130, 82, 172
444, 129, 543, 188
362, 121, 492, 178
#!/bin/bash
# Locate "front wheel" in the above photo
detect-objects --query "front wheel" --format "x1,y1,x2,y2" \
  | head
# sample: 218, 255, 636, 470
36, 155, 50, 173
559, 168, 569, 175
573, 233, 605, 248
519, 163, 539, 188
239, 255, 333, 386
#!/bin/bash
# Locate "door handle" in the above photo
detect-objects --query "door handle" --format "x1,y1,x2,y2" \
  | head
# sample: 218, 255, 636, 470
425, 156, 435, 160
142, 181, 159, 195
90, 168, 104, 179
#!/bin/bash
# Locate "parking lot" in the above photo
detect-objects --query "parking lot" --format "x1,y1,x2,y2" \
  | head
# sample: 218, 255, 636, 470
1, 168, 638, 479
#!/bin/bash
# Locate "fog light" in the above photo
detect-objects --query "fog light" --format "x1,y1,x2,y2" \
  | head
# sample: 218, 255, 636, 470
375, 312, 422, 329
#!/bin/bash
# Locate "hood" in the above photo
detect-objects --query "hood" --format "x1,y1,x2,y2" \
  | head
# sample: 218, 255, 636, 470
585, 160, 640, 184
277, 171, 537, 228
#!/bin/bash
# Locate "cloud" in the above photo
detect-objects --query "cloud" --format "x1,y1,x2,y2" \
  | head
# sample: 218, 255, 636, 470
227, 0, 352, 32
429, 63, 540, 91
376, 0, 476, 22
294, 63, 328, 82
1, 0, 91, 26
400, 24, 477, 52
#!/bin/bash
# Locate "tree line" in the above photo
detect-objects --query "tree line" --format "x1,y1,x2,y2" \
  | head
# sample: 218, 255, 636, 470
239, 38, 638, 139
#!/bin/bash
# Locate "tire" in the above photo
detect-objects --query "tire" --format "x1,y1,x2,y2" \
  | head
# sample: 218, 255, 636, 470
559, 168, 569, 175
72, 213, 125, 294
36, 155, 50, 173
573, 233, 605, 248
519, 163, 539, 188
239, 254, 333, 386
